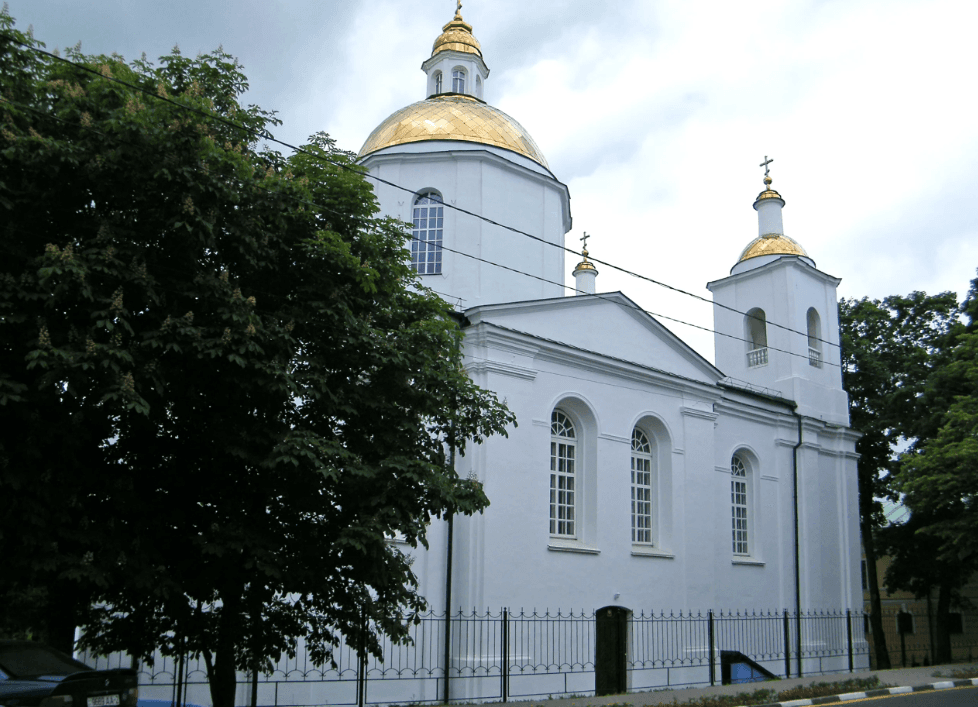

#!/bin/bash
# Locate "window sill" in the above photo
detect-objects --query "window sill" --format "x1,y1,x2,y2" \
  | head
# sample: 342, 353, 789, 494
732, 557, 765, 567
548, 540, 600, 555
631, 546, 675, 559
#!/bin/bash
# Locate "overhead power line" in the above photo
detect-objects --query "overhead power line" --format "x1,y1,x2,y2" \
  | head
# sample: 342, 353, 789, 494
0, 94, 839, 371
1, 33, 840, 352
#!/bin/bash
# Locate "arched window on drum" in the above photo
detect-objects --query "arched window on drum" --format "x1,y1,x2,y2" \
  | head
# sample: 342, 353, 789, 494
411, 192, 444, 275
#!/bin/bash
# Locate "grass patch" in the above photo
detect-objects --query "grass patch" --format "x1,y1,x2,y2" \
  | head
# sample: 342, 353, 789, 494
652, 675, 887, 707
932, 667, 978, 679
774, 676, 884, 702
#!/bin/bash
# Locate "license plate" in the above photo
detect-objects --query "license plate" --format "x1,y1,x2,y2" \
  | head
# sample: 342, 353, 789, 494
88, 696, 120, 707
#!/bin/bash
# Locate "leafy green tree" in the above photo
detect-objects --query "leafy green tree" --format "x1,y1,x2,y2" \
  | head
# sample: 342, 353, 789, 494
895, 274, 978, 661
839, 290, 959, 669
0, 13, 513, 707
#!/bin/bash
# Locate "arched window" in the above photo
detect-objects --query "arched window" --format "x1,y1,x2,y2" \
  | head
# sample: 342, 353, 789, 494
731, 455, 749, 556
550, 409, 576, 538
411, 192, 443, 275
745, 308, 768, 367
433, 71, 443, 94
452, 68, 466, 93
475, 74, 482, 98
807, 308, 822, 368
631, 428, 654, 544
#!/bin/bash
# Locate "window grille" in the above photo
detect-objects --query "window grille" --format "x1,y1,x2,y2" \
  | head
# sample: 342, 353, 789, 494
452, 69, 465, 93
731, 456, 749, 555
631, 428, 653, 544
550, 410, 576, 537
411, 193, 443, 274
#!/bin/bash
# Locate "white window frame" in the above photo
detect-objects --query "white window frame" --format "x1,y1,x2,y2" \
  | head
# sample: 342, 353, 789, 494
550, 409, 576, 538
452, 68, 466, 93
731, 455, 750, 556
411, 192, 444, 275
631, 428, 654, 545
434, 71, 443, 94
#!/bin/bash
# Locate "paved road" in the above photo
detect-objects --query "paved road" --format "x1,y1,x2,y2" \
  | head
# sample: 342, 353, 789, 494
866, 685, 978, 706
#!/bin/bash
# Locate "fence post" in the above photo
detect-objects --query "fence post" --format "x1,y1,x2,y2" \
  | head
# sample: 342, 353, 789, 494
708, 610, 716, 687
502, 608, 509, 703
783, 610, 791, 678
847, 610, 854, 673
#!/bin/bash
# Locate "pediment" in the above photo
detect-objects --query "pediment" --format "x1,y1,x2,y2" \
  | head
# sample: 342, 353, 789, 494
464, 292, 722, 384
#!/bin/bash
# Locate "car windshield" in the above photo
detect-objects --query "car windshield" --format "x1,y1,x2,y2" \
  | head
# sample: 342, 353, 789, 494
0, 644, 91, 679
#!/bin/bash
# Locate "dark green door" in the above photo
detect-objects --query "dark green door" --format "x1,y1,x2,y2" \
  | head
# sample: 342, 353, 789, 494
595, 606, 629, 696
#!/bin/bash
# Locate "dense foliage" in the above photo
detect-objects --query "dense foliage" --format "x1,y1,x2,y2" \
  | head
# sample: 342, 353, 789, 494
0, 13, 513, 707
839, 290, 959, 668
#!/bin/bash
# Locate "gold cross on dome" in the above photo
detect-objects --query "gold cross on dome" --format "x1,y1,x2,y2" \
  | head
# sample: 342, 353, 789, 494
759, 155, 773, 177
456, 0, 463, 14
580, 232, 590, 250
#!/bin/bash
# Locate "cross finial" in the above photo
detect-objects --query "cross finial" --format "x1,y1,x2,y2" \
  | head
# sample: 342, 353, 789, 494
580, 232, 590, 250
456, 0, 463, 16
759, 155, 773, 178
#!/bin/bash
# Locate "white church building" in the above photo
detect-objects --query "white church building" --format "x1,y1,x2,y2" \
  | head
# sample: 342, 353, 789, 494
350, 5, 866, 699
99, 7, 868, 705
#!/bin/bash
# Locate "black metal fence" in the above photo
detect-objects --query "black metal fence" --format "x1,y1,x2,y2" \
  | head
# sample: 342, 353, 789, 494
83, 608, 870, 707
867, 607, 978, 669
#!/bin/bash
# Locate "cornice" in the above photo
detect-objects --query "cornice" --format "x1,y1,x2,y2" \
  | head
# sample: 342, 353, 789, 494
465, 359, 537, 381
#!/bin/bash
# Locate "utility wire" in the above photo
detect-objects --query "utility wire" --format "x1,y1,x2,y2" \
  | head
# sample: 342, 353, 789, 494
0, 93, 840, 370
1, 34, 841, 351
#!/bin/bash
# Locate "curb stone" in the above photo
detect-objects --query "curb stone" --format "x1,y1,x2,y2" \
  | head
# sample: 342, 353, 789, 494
747, 677, 978, 707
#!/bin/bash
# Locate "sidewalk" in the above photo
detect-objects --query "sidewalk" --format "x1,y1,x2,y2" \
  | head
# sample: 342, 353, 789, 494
478, 663, 978, 707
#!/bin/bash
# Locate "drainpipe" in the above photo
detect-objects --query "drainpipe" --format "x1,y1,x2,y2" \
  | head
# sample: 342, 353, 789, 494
443, 397, 458, 704
443, 513, 453, 703
792, 409, 803, 677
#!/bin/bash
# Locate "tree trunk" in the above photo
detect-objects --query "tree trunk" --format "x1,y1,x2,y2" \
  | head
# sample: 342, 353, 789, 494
933, 582, 952, 664
207, 590, 244, 707
861, 519, 891, 670
46, 585, 80, 656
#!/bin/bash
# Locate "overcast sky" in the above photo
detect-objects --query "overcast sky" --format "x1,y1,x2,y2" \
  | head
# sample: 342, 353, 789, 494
11, 0, 978, 362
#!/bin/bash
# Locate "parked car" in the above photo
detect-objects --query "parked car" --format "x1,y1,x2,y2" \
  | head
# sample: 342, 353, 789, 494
0, 641, 138, 707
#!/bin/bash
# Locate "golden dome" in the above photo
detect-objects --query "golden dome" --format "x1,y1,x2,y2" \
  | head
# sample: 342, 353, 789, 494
431, 8, 483, 58
737, 233, 810, 263
752, 176, 784, 208
358, 94, 550, 169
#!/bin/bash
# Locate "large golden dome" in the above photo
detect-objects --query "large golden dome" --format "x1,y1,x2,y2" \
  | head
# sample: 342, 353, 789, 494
358, 94, 550, 169
737, 233, 810, 263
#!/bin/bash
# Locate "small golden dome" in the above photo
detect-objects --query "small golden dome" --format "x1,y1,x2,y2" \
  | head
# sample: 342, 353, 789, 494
574, 258, 597, 272
432, 8, 483, 59
358, 94, 549, 168
737, 233, 810, 263
753, 176, 784, 208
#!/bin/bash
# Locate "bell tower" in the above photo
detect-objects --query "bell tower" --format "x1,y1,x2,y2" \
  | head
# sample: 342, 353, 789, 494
706, 161, 850, 424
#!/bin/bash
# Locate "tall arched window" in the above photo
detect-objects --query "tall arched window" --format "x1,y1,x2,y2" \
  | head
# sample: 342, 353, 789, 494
452, 68, 466, 93
745, 308, 768, 367
807, 308, 822, 368
433, 71, 443, 94
475, 74, 482, 98
411, 192, 443, 275
631, 428, 654, 544
731, 455, 749, 556
550, 410, 576, 538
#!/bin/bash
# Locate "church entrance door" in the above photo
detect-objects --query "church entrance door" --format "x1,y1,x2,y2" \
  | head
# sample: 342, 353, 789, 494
595, 605, 629, 696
